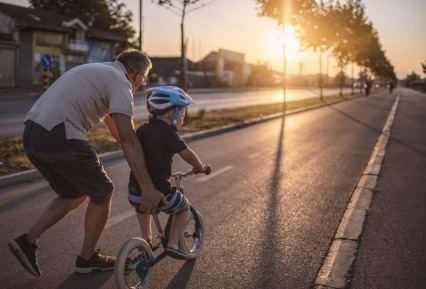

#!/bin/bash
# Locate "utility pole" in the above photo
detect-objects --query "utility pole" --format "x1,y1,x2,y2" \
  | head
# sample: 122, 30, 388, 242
319, 48, 323, 100
139, 0, 143, 51
180, 9, 187, 92
282, 23, 287, 110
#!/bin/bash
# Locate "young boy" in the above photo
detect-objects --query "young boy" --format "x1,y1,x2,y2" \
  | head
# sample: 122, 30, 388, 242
128, 86, 209, 259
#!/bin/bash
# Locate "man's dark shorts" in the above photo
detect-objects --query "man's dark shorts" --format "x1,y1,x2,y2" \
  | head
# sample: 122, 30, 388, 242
23, 121, 114, 204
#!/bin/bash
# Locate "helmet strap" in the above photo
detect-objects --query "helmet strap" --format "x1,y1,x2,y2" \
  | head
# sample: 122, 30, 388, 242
172, 107, 180, 125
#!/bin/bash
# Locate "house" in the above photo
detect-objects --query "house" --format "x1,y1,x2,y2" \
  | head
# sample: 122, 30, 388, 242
149, 56, 213, 88
149, 48, 254, 88
0, 2, 125, 88
197, 48, 251, 87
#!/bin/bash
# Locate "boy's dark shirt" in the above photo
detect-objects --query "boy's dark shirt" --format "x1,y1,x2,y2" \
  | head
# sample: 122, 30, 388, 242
129, 117, 187, 194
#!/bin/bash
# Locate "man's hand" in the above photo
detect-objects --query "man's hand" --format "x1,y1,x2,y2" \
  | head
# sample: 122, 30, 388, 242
139, 189, 167, 214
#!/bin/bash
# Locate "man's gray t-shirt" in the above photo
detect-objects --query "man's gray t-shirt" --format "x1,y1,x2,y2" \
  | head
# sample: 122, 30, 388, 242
25, 61, 134, 140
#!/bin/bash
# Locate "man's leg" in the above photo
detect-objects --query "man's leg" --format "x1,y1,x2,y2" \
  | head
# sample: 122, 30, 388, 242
26, 196, 87, 244
9, 195, 87, 277
75, 194, 116, 273
79, 194, 113, 260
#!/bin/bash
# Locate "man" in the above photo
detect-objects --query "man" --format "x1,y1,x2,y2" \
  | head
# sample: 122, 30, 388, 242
8, 49, 166, 277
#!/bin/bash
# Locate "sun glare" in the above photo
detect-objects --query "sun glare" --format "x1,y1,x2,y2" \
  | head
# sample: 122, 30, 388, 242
278, 25, 300, 59
268, 24, 301, 68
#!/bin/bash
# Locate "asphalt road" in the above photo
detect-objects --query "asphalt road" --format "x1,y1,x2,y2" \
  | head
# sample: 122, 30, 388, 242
1, 88, 425, 288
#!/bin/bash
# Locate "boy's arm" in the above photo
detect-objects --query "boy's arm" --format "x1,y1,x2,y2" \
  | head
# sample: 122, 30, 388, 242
178, 147, 206, 173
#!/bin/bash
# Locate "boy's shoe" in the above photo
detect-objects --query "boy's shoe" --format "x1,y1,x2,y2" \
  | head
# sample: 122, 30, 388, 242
164, 247, 188, 260
75, 249, 116, 273
8, 233, 42, 277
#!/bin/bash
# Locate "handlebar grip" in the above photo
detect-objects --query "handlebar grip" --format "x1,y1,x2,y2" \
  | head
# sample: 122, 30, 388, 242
204, 165, 211, 175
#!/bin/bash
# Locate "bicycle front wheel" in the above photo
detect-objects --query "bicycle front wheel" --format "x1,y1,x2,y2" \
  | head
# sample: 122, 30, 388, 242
114, 237, 153, 289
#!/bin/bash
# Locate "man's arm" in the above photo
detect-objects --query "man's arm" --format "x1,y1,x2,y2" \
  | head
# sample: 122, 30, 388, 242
109, 113, 166, 214
104, 114, 120, 143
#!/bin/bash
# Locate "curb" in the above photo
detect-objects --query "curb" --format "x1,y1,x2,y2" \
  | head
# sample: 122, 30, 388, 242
0, 93, 366, 189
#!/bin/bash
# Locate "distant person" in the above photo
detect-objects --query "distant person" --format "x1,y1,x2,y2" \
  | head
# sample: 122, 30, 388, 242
128, 86, 209, 259
389, 80, 395, 93
8, 49, 166, 277
364, 80, 372, 96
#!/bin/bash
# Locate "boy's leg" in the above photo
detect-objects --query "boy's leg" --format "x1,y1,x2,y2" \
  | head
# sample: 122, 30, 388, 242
136, 211, 152, 242
167, 201, 190, 250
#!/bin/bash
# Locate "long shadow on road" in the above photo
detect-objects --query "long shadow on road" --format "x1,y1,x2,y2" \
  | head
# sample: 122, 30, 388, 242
254, 110, 286, 289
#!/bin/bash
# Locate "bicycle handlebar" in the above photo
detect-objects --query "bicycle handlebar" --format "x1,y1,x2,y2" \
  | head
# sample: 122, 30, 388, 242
172, 165, 211, 179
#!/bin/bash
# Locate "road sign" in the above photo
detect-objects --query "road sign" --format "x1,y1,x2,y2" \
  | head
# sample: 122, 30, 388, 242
41, 54, 52, 68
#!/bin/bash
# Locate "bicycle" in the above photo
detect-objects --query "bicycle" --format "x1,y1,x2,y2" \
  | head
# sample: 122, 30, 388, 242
114, 166, 211, 289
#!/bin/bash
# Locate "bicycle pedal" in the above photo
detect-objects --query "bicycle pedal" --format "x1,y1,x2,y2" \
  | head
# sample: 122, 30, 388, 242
149, 242, 162, 251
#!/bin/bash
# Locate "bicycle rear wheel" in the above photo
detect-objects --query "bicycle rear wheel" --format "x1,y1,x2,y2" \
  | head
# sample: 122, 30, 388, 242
115, 237, 153, 289
179, 207, 205, 259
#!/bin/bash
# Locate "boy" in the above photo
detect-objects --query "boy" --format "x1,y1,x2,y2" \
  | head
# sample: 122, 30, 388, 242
128, 86, 209, 259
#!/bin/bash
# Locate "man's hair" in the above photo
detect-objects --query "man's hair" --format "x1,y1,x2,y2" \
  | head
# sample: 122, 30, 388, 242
116, 49, 152, 74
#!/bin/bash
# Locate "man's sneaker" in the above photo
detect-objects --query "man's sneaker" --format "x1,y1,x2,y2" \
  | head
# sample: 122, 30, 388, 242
75, 249, 115, 273
8, 233, 42, 277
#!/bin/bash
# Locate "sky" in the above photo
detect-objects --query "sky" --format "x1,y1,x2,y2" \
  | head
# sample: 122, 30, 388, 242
4, 0, 426, 79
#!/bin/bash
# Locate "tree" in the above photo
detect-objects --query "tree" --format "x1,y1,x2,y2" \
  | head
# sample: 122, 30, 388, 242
404, 71, 421, 86
29, 0, 136, 51
255, 0, 317, 25
256, 0, 397, 87
422, 58, 426, 76
153, 0, 212, 91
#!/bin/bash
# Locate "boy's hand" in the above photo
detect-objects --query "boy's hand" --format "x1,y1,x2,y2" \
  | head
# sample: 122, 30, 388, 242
190, 165, 210, 175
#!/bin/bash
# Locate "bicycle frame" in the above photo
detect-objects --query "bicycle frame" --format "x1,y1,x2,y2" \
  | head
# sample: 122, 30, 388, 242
136, 171, 201, 270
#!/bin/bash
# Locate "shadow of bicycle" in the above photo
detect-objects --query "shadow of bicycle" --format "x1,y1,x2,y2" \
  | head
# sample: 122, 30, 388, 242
165, 259, 196, 289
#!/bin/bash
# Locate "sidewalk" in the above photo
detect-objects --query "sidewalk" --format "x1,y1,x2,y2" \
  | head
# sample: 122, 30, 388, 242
0, 87, 44, 101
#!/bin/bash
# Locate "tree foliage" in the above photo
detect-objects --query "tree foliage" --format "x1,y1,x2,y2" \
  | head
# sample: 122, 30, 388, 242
255, 0, 317, 25
404, 71, 421, 85
29, 0, 136, 51
256, 0, 396, 81
422, 58, 426, 76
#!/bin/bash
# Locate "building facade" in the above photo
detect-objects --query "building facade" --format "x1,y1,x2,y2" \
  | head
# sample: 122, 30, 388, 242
0, 2, 125, 88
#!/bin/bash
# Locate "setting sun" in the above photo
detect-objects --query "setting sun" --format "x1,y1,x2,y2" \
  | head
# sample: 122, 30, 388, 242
272, 24, 301, 60
265, 24, 302, 73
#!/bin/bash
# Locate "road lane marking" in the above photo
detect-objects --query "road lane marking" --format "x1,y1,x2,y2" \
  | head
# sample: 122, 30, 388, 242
196, 165, 233, 182
315, 92, 401, 288
248, 152, 261, 159
105, 209, 134, 229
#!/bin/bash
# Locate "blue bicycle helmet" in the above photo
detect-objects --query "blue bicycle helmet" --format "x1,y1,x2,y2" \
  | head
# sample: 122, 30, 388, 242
146, 86, 195, 123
